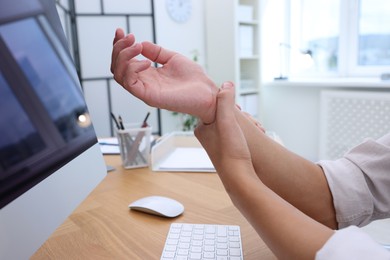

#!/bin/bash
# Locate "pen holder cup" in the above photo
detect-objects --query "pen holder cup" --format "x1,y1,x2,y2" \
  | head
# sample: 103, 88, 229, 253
116, 123, 152, 169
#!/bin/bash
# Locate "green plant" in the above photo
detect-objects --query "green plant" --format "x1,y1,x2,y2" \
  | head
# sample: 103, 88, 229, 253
172, 112, 198, 131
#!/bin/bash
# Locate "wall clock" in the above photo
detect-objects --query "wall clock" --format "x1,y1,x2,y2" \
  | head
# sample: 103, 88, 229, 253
166, 0, 192, 23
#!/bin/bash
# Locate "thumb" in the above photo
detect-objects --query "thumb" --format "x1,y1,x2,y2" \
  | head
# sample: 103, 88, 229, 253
141, 41, 177, 64
216, 81, 236, 123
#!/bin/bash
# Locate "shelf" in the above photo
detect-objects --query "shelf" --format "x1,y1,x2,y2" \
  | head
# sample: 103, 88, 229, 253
265, 77, 390, 89
240, 55, 259, 60
239, 20, 259, 25
240, 88, 259, 95
206, 0, 261, 118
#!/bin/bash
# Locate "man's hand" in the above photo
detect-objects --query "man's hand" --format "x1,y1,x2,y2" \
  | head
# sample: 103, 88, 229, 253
111, 29, 218, 124
195, 82, 254, 176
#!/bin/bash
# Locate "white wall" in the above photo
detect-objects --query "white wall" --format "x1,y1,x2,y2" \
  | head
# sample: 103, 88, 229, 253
262, 81, 390, 162
262, 83, 321, 161
153, 0, 206, 134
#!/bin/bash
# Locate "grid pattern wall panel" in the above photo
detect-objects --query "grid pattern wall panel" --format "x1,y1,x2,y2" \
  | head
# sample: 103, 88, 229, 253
77, 16, 127, 79
71, 0, 159, 136
319, 90, 390, 160
103, 0, 151, 13
128, 16, 154, 43
83, 80, 111, 137
74, 0, 101, 13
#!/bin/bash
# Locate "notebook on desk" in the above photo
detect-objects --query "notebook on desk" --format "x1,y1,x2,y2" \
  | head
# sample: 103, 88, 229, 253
158, 147, 214, 172
151, 132, 216, 172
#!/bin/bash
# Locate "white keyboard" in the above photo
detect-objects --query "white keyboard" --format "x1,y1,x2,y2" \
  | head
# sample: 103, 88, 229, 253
161, 223, 243, 260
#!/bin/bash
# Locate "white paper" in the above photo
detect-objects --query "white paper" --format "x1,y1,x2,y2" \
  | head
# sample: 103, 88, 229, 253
98, 137, 120, 154
158, 147, 215, 172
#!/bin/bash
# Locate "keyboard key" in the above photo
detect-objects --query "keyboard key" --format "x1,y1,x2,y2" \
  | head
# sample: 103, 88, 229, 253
230, 248, 242, 256
229, 236, 240, 242
230, 242, 241, 248
191, 246, 202, 253
205, 239, 215, 246
217, 243, 228, 249
166, 239, 178, 245
204, 245, 215, 252
204, 252, 215, 258
168, 233, 180, 239
193, 234, 203, 240
180, 237, 191, 243
217, 237, 227, 243
191, 240, 203, 247
164, 245, 176, 251
217, 226, 227, 237
163, 251, 175, 258
178, 242, 190, 249
177, 249, 189, 255
189, 252, 202, 259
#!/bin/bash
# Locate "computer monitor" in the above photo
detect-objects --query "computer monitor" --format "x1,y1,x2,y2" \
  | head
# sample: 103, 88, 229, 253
0, 0, 106, 259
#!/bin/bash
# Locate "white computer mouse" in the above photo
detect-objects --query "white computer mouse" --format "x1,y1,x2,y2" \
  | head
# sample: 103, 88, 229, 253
128, 196, 184, 218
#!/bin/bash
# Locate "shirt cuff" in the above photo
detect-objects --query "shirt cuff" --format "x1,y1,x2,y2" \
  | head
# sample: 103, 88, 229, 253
317, 158, 373, 229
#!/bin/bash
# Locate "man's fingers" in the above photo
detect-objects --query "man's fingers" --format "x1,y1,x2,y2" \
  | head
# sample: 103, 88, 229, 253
216, 82, 236, 123
141, 41, 177, 65
112, 42, 143, 84
242, 112, 266, 133
113, 28, 125, 45
121, 60, 152, 92
111, 33, 136, 73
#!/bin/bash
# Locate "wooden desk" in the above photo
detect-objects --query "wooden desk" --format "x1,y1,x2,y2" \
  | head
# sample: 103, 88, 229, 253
32, 155, 276, 259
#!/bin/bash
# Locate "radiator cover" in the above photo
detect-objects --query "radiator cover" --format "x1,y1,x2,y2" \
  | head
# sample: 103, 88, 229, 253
319, 90, 390, 160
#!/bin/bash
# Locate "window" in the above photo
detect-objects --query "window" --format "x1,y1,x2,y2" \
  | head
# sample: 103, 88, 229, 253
351, 0, 390, 74
266, 0, 390, 79
291, 0, 339, 76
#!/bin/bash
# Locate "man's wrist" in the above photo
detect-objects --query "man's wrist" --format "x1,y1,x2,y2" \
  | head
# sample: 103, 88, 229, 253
199, 80, 218, 124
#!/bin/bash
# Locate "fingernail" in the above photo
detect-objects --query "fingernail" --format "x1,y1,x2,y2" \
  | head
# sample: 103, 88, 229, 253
133, 42, 142, 49
222, 82, 233, 89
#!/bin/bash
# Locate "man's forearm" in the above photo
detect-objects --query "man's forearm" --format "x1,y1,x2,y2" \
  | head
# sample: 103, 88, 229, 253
226, 168, 334, 260
235, 109, 338, 229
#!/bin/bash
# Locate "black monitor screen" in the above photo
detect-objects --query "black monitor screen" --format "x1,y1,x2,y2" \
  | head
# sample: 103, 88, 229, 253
0, 0, 97, 208
0, 71, 47, 170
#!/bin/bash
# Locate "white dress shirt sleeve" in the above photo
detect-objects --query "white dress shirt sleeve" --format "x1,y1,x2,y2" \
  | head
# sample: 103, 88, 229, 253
316, 226, 390, 260
317, 133, 390, 228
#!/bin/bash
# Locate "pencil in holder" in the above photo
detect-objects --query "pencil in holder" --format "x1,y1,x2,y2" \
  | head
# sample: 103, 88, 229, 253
116, 123, 152, 169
